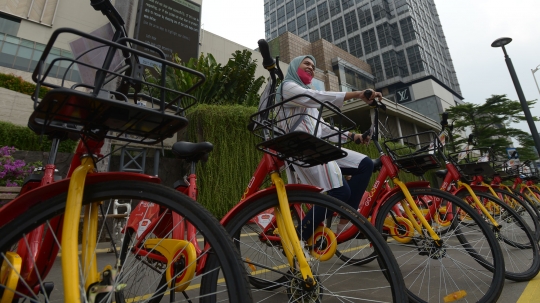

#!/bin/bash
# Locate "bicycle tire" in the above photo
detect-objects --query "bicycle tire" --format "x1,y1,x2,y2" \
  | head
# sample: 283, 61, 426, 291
0, 180, 252, 303
375, 187, 505, 303
492, 188, 540, 241
224, 190, 408, 303
456, 190, 540, 282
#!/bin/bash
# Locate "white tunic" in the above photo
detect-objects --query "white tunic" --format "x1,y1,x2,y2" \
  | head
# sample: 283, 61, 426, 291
279, 81, 367, 192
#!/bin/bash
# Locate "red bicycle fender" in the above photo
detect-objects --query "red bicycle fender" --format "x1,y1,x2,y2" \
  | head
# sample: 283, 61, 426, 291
0, 172, 161, 229
220, 184, 323, 226
370, 181, 431, 225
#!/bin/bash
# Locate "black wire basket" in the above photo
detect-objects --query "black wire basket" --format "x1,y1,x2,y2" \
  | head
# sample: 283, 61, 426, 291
28, 27, 204, 145
383, 131, 444, 176
249, 92, 356, 167
447, 147, 497, 179
491, 158, 520, 181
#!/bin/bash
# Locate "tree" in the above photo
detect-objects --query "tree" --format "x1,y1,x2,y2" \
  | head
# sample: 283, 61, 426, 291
446, 94, 539, 161
145, 50, 265, 107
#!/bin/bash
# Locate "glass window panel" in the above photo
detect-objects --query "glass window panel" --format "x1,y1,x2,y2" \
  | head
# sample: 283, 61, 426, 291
376, 23, 392, 48
320, 23, 332, 42
366, 55, 383, 82
278, 24, 286, 35
5, 35, 19, 44
0, 16, 20, 36
277, 6, 286, 24
297, 14, 307, 33
329, 0, 342, 17
287, 19, 297, 34
296, 0, 305, 13
309, 29, 320, 42
361, 28, 378, 54
357, 4, 373, 27
317, 2, 329, 22
14, 46, 32, 71
307, 8, 318, 28
306, 0, 315, 8
0, 42, 17, 68
344, 11, 358, 34
341, 0, 355, 10
348, 35, 362, 57
400, 17, 416, 43
286, 1, 295, 19
332, 17, 345, 40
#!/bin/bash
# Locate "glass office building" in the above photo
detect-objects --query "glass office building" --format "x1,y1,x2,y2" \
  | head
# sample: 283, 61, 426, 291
264, 0, 462, 104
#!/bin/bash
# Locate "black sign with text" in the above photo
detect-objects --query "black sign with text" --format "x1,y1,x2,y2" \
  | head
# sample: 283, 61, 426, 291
134, 0, 201, 64
395, 87, 412, 103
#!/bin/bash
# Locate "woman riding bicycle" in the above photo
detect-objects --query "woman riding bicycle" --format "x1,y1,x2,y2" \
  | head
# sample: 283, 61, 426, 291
276, 55, 380, 241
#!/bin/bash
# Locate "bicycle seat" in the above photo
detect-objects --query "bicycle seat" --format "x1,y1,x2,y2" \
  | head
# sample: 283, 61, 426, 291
172, 141, 213, 161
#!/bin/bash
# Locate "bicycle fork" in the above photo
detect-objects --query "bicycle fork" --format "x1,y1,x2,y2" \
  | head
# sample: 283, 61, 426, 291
270, 172, 317, 288
62, 156, 101, 302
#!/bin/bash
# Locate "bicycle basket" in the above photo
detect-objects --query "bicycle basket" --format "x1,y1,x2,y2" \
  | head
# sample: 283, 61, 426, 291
447, 147, 496, 179
383, 131, 443, 176
28, 27, 204, 145
492, 158, 520, 181
250, 92, 356, 167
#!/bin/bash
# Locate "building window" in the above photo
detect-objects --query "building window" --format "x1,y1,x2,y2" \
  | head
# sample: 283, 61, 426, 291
366, 55, 383, 82
277, 6, 286, 24
0, 34, 80, 82
286, 1, 295, 19
394, 0, 411, 15
348, 35, 362, 57
278, 24, 286, 35
344, 11, 358, 34
382, 50, 399, 78
317, 2, 329, 22
306, 0, 316, 8
336, 41, 347, 51
271, 30, 277, 39
406, 45, 425, 74
264, 2, 270, 17
332, 17, 345, 40
270, 0, 276, 11
362, 28, 378, 55
309, 29, 320, 42
400, 16, 416, 43
345, 67, 372, 90
276, 0, 284, 6
296, 0, 305, 13
357, 4, 373, 27
297, 13, 307, 34
341, 0, 355, 10
287, 19, 297, 34
371, 0, 391, 21
390, 22, 402, 46
307, 8, 318, 28
271, 12, 277, 29
320, 23, 332, 42
328, 0, 342, 17
396, 50, 409, 77
0, 14, 20, 36
376, 23, 392, 48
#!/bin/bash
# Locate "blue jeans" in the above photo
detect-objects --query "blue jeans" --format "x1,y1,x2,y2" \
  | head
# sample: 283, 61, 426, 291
298, 157, 374, 241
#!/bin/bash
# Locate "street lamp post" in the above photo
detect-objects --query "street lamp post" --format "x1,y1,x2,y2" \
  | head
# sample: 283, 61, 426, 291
491, 37, 540, 156
532, 64, 540, 96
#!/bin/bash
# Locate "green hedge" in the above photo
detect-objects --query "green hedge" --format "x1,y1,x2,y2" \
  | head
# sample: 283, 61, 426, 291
186, 104, 439, 218
0, 73, 48, 98
0, 121, 77, 153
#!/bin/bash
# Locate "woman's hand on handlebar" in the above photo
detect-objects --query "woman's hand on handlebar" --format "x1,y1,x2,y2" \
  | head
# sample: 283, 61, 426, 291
359, 89, 382, 104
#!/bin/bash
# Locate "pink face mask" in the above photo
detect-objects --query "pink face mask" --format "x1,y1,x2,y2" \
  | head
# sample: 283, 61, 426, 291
297, 67, 313, 85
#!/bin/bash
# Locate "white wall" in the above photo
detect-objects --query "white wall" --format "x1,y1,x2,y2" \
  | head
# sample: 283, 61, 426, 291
411, 79, 455, 111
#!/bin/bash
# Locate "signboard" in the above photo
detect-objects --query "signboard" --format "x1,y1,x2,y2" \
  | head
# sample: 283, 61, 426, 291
395, 87, 412, 103
134, 0, 201, 64
506, 147, 519, 159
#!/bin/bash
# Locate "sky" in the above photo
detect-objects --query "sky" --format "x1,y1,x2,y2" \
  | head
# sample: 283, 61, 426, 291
199, 0, 540, 140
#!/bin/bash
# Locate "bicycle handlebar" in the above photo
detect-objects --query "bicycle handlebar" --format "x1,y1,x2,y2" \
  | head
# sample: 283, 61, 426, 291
258, 39, 275, 70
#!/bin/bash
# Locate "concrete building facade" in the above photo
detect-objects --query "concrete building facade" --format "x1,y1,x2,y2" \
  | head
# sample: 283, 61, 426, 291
264, 0, 464, 123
